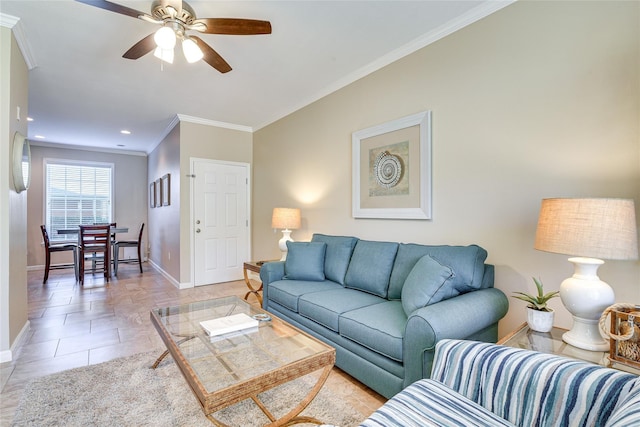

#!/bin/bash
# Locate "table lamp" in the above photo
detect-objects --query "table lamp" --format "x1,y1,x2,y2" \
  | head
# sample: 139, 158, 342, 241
272, 207, 301, 260
534, 198, 638, 351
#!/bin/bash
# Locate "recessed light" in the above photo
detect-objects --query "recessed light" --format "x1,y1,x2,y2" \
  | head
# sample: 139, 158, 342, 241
120, 130, 131, 135
34, 135, 45, 139
27, 117, 34, 122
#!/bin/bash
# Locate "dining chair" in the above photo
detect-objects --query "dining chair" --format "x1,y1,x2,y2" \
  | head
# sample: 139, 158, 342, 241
40, 225, 77, 284
78, 224, 111, 285
113, 222, 144, 275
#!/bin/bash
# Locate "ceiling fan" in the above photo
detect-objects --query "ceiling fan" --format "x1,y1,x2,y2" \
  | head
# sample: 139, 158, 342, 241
76, 0, 272, 73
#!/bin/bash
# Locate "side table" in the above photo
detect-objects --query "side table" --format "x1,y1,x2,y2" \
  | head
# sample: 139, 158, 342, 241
242, 261, 268, 304
498, 322, 640, 375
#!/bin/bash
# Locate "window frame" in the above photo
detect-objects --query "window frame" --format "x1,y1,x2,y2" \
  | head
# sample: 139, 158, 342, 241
44, 158, 115, 242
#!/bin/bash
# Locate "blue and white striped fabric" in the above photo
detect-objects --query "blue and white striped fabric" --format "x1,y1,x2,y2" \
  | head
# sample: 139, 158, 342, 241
360, 378, 515, 427
361, 339, 640, 427
430, 339, 640, 427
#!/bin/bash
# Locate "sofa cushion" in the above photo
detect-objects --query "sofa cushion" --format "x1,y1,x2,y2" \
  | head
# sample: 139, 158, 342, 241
339, 301, 405, 362
298, 289, 385, 332
268, 280, 343, 312
388, 244, 488, 300
401, 255, 455, 315
311, 234, 359, 285
284, 241, 326, 281
344, 240, 398, 298
360, 378, 515, 427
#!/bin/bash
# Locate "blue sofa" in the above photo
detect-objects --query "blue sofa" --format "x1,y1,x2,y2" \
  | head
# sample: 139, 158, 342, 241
362, 339, 640, 426
260, 234, 509, 398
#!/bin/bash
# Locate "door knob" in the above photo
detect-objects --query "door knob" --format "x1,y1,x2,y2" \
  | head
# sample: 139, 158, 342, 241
196, 228, 201, 233
196, 220, 200, 224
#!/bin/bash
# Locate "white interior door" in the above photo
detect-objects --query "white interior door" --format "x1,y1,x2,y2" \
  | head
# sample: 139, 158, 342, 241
192, 159, 249, 286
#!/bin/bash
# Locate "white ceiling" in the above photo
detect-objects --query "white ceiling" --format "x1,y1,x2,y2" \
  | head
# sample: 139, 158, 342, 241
1, 0, 512, 154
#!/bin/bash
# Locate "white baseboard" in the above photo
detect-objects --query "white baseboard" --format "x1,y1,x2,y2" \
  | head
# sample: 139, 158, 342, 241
147, 260, 190, 289
0, 320, 31, 363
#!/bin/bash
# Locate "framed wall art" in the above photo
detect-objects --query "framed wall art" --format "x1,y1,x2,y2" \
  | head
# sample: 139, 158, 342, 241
156, 178, 162, 207
352, 110, 432, 219
149, 181, 156, 208
161, 173, 170, 206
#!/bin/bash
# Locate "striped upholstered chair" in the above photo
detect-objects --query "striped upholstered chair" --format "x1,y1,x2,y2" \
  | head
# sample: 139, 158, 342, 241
361, 339, 640, 427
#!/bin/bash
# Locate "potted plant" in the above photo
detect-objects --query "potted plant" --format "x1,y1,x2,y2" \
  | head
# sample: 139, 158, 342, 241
512, 277, 560, 333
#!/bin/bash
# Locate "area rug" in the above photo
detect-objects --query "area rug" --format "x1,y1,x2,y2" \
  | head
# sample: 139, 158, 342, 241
12, 351, 364, 427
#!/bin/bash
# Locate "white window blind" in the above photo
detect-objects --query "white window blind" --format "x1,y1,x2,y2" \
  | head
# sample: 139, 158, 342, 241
45, 160, 113, 241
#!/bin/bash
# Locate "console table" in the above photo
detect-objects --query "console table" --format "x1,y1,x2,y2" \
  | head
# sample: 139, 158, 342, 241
499, 323, 640, 375
243, 261, 267, 304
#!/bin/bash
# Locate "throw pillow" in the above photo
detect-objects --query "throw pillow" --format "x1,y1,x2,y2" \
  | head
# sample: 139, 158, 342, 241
401, 255, 455, 315
284, 241, 327, 281
344, 240, 399, 298
311, 234, 358, 285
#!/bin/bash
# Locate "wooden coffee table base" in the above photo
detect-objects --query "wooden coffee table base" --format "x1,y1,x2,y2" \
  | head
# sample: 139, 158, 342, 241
152, 347, 332, 427
205, 363, 333, 427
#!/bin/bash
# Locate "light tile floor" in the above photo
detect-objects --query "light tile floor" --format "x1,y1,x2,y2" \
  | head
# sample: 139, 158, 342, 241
0, 263, 385, 425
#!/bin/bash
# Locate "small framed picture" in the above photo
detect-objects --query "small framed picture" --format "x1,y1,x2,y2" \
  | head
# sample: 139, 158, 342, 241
161, 173, 170, 206
156, 178, 162, 206
149, 181, 156, 208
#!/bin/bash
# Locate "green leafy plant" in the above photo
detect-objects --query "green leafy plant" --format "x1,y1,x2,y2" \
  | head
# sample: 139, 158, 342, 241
512, 277, 560, 312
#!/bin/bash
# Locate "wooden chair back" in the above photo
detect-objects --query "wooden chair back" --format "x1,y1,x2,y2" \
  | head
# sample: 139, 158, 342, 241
79, 224, 111, 250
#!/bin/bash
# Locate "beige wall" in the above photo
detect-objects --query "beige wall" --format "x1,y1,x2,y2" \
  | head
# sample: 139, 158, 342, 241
179, 121, 253, 285
26, 145, 148, 267
148, 120, 253, 287
253, 1, 640, 338
1, 26, 29, 360
148, 124, 181, 283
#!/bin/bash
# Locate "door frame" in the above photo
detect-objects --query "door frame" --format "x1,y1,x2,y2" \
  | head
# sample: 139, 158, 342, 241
189, 157, 251, 287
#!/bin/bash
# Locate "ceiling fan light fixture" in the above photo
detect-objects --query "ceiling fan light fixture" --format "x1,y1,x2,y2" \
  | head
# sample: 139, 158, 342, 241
182, 37, 204, 63
154, 26, 176, 49
154, 46, 174, 64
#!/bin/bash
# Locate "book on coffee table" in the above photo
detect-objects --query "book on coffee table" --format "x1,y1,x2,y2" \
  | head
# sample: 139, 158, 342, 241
200, 313, 259, 337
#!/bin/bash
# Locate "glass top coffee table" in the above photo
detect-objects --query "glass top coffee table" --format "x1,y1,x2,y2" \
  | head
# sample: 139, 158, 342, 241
150, 296, 336, 426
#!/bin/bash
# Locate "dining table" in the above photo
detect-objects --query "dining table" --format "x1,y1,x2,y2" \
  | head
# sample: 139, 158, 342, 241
56, 226, 129, 236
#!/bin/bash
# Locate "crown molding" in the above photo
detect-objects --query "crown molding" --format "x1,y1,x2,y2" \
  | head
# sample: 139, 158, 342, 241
254, 0, 516, 131
29, 140, 147, 157
177, 114, 253, 133
0, 13, 37, 70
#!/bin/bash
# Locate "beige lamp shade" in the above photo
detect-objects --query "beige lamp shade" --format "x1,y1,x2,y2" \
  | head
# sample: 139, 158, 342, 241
534, 198, 639, 261
271, 208, 301, 230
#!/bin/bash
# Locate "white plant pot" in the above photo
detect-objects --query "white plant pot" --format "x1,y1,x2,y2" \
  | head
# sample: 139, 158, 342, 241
527, 307, 554, 333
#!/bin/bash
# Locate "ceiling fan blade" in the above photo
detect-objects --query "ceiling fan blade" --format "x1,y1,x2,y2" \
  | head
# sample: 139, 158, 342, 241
75, 0, 147, 19
192, 18, 272, 35
122, 34, 156, 60
191, 36, 232, 73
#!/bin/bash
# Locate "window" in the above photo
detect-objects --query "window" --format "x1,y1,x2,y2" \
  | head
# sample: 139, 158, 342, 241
45, 159, 114, 241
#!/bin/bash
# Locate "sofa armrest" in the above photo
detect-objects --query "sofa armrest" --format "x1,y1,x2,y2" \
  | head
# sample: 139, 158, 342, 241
259, 261, 285, 308
403, 288, 508, 387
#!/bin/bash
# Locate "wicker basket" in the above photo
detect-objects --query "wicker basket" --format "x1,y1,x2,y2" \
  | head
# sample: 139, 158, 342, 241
608, 306, 640, 369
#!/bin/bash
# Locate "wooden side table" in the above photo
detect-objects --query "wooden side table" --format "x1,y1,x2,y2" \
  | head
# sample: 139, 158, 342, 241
498, 322, 640, 375
243, 261, 267, 304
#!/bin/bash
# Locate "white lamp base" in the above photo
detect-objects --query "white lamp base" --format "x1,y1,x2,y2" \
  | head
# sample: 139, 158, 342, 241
559, 257, 614, 352
278, 229, 293, 261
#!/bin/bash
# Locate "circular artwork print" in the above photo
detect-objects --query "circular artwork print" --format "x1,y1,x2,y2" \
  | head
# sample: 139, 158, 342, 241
374, 151, 402, 189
